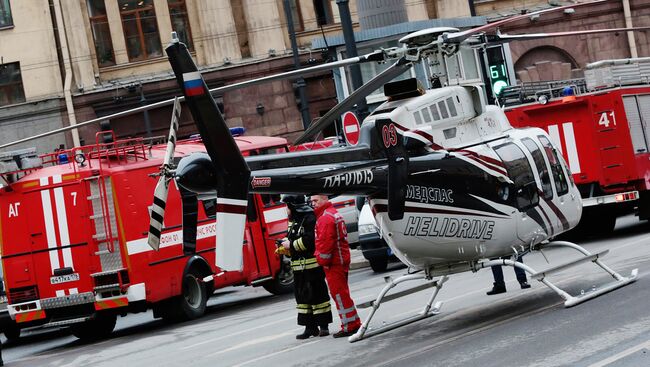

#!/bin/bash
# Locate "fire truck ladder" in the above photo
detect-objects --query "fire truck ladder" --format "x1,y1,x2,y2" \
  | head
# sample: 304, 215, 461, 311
86, 175, 125, 278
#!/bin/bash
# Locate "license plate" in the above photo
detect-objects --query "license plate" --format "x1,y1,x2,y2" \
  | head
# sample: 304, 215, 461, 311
50, 273, 80, 284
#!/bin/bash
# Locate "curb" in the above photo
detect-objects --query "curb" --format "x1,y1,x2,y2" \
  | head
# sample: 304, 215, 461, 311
350, 249, 369, 270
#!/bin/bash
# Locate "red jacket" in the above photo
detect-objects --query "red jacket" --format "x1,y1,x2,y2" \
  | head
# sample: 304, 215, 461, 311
314, 202, 350, 267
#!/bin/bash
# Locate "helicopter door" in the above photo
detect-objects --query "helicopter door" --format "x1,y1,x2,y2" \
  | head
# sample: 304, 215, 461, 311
493, 142, 540, 242
538, 135, 573, 231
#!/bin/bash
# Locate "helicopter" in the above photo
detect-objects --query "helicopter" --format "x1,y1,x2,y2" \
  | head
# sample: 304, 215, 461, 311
154, 0, 639, 342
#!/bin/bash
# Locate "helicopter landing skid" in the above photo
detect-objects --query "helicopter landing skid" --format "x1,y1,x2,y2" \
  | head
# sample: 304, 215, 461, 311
348, 274, 448, 343
479, 240, 638, 308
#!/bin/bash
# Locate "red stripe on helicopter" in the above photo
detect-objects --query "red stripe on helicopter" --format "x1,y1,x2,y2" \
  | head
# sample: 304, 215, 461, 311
462, 154, 508, 177
541, 197, 570, 231
216, 203, 248, 214
390, 121, 444, 150
454, 149, 505, 168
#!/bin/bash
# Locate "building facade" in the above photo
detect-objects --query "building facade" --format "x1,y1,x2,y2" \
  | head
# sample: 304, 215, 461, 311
2, 0, 648, 154
1, 0, 475, 153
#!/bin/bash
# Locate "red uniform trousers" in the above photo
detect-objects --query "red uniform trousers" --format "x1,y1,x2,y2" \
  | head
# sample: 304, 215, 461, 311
324, 264, 361, 332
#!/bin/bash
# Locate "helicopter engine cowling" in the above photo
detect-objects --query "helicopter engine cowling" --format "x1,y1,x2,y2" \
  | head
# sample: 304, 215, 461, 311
175, 152, 219, 196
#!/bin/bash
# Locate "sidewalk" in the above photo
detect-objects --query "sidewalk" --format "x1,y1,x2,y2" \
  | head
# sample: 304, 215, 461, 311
349, 248, 369, 270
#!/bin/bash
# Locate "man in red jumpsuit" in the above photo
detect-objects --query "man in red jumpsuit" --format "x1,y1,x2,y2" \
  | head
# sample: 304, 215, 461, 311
310, 194, 362, 338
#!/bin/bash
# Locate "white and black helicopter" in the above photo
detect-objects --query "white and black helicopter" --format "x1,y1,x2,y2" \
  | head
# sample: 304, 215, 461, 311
145, 0, 644, 342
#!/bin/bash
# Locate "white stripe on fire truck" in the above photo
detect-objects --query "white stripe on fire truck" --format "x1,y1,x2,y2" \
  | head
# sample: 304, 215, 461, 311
40, 177, 61, 271
127, 222, 218, 255
547, 124, 563, 153
52, 175, 74, 269
263, 207, 288, 224
56, 290, 65, 297
562, 122, 581, 174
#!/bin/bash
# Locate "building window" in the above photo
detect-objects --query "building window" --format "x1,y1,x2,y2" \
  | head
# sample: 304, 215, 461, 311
0, 62, 26, 106
287, 0, 303, 32
0, 0, 13, 28
168, 0, 193, 51
313, 0, 334, 26
119, 0, 163, 62
87, 0, 115, 67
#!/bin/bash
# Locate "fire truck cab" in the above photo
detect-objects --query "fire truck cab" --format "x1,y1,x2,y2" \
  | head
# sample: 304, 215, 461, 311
502, 58, 650, 234
0, 132, 291, 339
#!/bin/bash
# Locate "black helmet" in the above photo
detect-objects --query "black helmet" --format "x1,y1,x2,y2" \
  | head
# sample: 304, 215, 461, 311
281, 194, 312, 214
281, 194, 307, 207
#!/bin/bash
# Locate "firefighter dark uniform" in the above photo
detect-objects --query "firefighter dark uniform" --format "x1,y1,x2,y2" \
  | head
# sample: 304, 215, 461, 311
280, 195, 332, 339
313, 199, 362, 338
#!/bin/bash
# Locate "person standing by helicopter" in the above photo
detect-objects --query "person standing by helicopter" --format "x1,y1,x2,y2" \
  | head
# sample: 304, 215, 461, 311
310, 194, 362, 338
486, 256, 531, 295
278, 195, 332, 339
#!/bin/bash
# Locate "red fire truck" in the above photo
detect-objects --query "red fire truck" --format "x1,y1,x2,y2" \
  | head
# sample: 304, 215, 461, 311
0, 132, 291, 339
502, 59, 650, 234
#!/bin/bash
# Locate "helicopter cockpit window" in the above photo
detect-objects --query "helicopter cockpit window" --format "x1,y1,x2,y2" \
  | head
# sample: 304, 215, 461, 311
522, 137, 553, 200
494, 142, 539, 211
538, 136, 569, 196
438, 101, 449, 119
446, 97, 458, 117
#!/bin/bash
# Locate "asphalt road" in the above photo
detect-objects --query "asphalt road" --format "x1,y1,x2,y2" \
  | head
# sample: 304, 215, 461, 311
3, 215, 650, 367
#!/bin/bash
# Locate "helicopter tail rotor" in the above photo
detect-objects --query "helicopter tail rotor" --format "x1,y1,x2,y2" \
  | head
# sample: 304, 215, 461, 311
166, 38, 250, 272
375, 119, 408, 220
147, 98, 181, 250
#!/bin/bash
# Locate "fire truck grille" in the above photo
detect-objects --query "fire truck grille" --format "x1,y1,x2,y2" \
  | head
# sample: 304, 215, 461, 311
9, 286, 39, 304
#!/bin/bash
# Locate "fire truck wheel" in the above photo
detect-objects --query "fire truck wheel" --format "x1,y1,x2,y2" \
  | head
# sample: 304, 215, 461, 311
70, 313, 117, 340
176, 271, 208, 320
262, 256, 294, 295
3, 323, 21, 341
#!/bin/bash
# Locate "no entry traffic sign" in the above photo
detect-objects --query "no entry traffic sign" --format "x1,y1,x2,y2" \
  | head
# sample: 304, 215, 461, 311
342, 111, 360, 146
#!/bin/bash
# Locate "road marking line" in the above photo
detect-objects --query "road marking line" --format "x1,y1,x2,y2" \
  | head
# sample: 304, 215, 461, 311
205, 328, 301, 357
232, 339, 322, 367
587, 339, 650, 367
179, 315, 295, 350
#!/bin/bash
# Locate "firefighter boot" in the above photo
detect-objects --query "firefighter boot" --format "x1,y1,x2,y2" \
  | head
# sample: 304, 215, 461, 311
296, 327, 319, 340
318, 325, 329, 337
486, 282, 506, 295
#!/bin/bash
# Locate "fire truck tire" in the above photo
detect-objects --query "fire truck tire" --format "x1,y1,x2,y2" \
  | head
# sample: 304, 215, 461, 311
166, 271, 208, 321
3, 323, 21, 341
70, 313, 117, 340
262, 256, 294, 295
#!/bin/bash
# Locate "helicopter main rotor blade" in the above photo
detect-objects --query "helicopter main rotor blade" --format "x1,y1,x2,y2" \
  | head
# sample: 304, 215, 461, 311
490, 26, 650, 43
210, 50, 386, 95
443, 0, 612, 44
293, 57, 414, 145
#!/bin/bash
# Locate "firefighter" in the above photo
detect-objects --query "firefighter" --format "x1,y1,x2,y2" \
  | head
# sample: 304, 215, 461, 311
310, 194, 362, 338
278, 195, 332, 339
